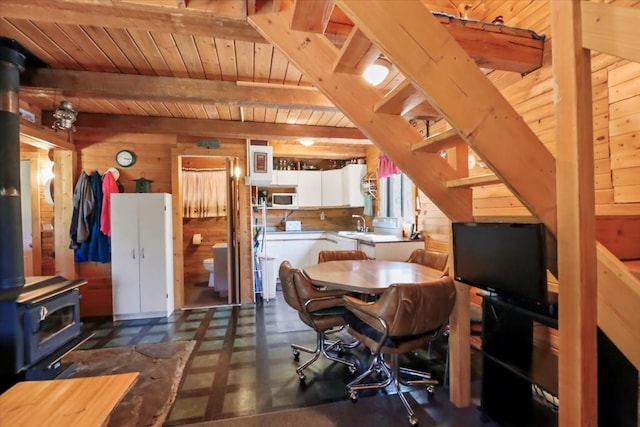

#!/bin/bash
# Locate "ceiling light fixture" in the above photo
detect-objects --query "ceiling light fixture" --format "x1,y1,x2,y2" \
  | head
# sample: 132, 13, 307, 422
51, 100, 78, 132
363, 57, 391, 86
299, 139, 314, 147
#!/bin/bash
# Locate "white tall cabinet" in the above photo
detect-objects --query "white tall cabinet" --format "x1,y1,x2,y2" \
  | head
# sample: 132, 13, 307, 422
111, 193, 174, 320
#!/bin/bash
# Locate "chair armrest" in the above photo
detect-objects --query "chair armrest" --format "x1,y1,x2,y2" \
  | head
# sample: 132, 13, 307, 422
343, 295, 389, 335
304, 294, 346, 314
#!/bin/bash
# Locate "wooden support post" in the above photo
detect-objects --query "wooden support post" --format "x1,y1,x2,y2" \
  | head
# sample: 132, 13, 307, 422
551, 2, 598, 425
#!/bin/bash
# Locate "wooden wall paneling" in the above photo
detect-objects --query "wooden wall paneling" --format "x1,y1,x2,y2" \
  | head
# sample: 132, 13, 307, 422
615, 185, 640, 203
596, 216, 640, 260
594, 173, 613, 191
53, 149, 76, 279
76, 139, 174, 193
77, 263, 113, 317
593, 139, 610, 163
613, 167, 640, 186
609, 75, 640, 105
183, 217, 228, 280
595, 188, 616, 205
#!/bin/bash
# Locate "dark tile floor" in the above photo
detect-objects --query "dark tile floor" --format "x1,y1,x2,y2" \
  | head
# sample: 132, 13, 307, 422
78, 290, 488, 426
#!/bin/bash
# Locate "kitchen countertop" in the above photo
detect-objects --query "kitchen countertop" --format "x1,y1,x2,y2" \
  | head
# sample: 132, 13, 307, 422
264, 230, 421, 243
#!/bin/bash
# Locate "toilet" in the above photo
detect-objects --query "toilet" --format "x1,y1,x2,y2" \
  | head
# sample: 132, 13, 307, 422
203, 257, 215, 287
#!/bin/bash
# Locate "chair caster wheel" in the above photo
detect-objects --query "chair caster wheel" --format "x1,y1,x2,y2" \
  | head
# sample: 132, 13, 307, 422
348, 366, 357, 375
426, 385, 435, 396
349, 391, 358, 402
293, 349, 300, 361
298, 372, 306, 383
408, 415, 419, 426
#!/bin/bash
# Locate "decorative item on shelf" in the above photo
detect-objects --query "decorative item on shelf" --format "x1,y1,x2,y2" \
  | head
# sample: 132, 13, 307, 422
51, 100, 78, 132
116, 149, 136, 168
360, 175, 377, 198
134, 175, 153, 193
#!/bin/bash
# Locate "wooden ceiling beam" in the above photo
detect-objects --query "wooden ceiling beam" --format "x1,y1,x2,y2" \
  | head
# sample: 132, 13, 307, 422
2, 2, 545, 74
48, 113, 368, 141
291, 0, 334, 33
270, 141, 368, 158
581, 2, 640, 64
0, 0, 266, 43
19, 120, 75, 150
21, 69, 337, 112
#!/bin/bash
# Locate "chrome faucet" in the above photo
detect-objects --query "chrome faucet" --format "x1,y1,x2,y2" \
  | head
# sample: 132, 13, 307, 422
352, 214, 366, 232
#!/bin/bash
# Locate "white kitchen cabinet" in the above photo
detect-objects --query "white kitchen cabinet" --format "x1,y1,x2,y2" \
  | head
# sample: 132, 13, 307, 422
325, 235, 358, 251
111, 193, 174, 320
297, 170, 322, 207
321, 169, 343, 206
308, 238, 326, 265
357, 240, 424, 261
273, 170, 298, 186
341, 164, 366, 207
281, 240, 310, 269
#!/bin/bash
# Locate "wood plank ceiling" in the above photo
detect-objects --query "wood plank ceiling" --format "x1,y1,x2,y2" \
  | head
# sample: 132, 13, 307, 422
0, 0, 545, 146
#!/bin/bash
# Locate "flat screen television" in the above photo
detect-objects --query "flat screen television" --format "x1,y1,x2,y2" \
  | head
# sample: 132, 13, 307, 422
452, 222, 550, 310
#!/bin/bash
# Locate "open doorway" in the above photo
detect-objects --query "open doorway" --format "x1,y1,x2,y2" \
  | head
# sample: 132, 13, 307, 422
179, 155, 238, 308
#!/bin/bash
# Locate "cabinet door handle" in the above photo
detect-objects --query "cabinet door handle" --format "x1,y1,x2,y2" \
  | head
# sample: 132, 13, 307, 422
132, 248, 136, 259
141, 248, 145, 259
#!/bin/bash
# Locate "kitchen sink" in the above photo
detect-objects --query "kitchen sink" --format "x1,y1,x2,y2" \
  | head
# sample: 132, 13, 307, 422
337, 230, 366, 237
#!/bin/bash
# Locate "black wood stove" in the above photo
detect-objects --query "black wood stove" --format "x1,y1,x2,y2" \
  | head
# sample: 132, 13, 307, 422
0, 276, 88, 391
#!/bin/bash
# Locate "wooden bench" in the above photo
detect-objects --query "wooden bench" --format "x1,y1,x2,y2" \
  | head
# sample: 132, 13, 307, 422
0, 372, 138, 427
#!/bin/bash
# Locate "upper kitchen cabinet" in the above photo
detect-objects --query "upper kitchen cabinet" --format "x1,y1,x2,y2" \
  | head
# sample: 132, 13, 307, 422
341, 164, 366, 207
321, 169, 343, 207
273, 170, 298, 186
298, 170, 322, 207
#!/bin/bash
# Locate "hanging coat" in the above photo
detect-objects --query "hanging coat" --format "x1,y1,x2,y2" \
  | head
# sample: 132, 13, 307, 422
75, 171, 111, 263
69, 171, 94, 249
100, 171, 120, 237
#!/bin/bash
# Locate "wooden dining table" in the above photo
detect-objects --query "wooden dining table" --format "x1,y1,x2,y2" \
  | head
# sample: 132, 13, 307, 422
303, 259, 445, 294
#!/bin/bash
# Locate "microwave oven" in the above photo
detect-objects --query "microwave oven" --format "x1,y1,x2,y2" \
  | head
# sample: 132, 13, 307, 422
272, 193, 297, 208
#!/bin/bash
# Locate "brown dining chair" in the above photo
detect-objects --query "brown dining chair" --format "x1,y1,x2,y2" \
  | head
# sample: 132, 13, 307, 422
317, 249, 370, 263
343, 276, 456, 426
278, 261, 357, 383
405, 248, 449, 275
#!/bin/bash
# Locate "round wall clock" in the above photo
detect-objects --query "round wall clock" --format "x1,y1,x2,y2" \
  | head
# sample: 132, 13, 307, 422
115, 149, 136, 168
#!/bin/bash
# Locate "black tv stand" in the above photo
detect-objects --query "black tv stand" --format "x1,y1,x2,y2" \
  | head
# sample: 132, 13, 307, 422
480, 295, 558, 426
481, 294, 638, 426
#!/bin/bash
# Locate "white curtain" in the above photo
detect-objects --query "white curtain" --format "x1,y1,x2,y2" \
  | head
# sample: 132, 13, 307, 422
182, 169, 227, 218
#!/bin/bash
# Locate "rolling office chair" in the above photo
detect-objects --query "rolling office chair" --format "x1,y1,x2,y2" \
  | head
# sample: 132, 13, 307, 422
405, 248, 449, 275
343, 276, 456, 426
317, 249, 370, 263
405, 248, 482, 384
278, 261, 357, 383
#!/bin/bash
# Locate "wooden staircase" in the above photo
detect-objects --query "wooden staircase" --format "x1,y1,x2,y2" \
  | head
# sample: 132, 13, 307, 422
248, 0, 640, 423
